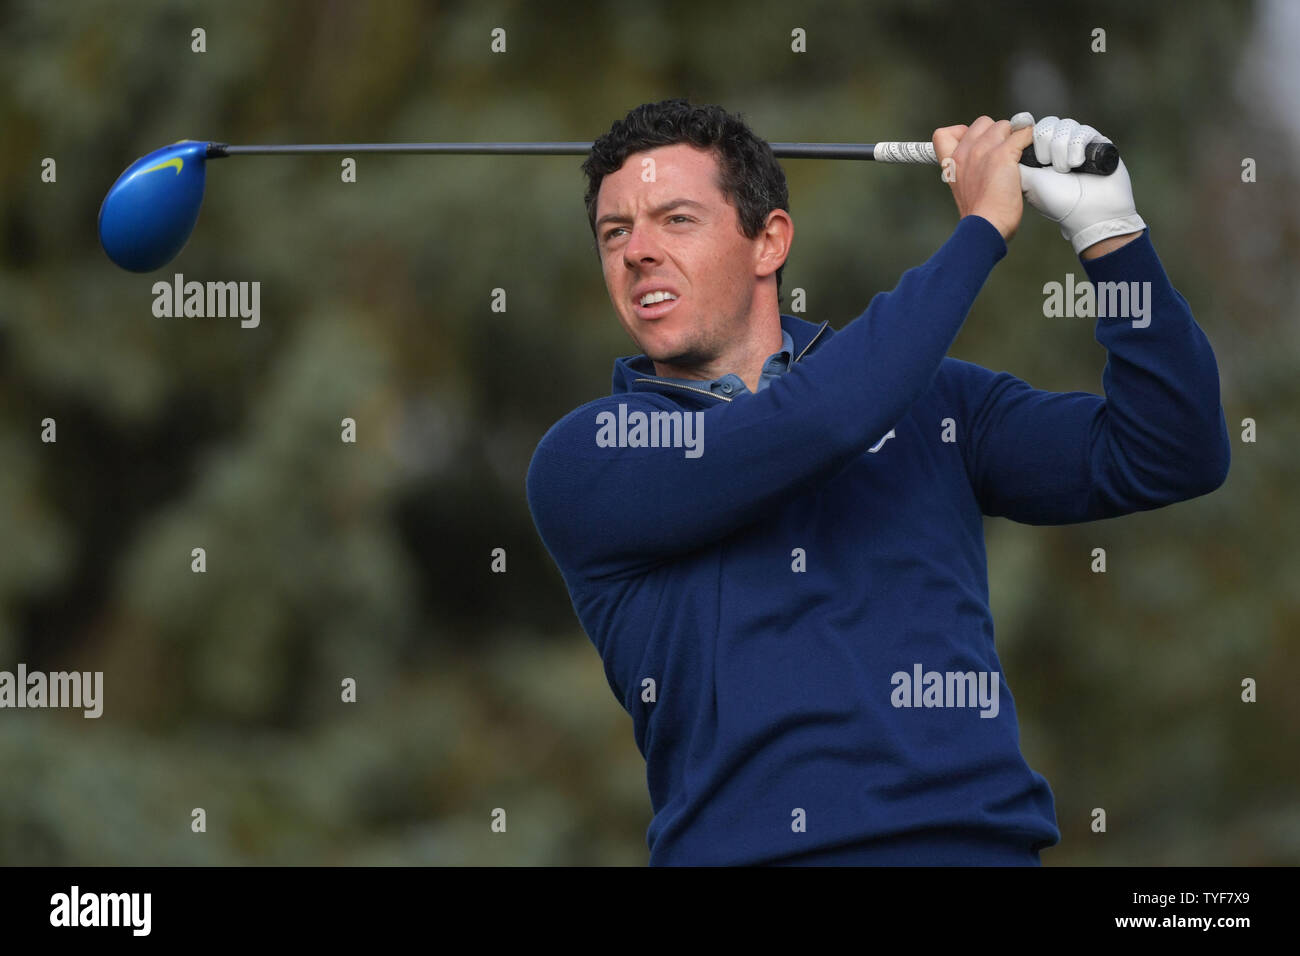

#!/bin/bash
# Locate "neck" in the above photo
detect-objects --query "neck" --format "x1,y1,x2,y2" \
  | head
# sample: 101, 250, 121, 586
653, 296, 784, 393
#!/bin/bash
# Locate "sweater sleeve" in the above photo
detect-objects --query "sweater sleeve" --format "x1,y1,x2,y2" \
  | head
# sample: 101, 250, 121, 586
526, 214, 1007, 584
956, 229, 1230, 525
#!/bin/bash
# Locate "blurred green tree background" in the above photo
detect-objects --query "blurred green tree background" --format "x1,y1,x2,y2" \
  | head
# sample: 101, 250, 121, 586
0, 0, 1295, 864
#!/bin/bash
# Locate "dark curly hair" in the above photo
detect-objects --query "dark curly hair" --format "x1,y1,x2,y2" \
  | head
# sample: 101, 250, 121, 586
582, 99, 790, 292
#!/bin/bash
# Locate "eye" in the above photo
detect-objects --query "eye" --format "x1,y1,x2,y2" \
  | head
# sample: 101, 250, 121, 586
602, 215, 692, 245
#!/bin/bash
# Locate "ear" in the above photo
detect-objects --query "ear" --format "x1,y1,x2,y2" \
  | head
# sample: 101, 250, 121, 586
754, 209, 793, 281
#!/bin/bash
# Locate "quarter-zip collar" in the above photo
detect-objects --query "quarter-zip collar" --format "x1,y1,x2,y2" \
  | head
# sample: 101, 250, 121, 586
611, 313, 834, 405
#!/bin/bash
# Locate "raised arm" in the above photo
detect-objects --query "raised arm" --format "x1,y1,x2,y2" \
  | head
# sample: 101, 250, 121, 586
949, 114, 1229, 523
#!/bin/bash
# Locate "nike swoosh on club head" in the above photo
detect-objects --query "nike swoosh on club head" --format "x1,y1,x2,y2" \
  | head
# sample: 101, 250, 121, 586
140, 158, 184, 175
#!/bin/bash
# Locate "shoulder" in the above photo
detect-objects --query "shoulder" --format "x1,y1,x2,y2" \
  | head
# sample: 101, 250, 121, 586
929, 356, 1004, 402
528, 394, 680, 467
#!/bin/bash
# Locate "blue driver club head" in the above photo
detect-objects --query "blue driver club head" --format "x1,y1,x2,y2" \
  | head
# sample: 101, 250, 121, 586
98, 140, 211, 272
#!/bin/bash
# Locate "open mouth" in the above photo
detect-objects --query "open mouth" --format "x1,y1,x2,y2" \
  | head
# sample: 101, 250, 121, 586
634, 292, 680, 319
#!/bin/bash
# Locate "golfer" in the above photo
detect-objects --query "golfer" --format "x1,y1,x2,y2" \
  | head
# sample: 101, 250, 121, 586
525, 99, 1229, 865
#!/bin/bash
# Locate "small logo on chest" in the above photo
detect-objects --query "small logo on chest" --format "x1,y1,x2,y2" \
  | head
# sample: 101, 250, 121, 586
868, 429, 896, 453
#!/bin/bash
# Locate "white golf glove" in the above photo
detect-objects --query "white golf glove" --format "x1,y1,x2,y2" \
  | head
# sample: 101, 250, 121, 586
1012, 112, 1146, 254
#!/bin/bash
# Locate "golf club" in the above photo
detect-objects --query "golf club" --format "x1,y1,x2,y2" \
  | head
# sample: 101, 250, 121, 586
98, 137, 1120, 273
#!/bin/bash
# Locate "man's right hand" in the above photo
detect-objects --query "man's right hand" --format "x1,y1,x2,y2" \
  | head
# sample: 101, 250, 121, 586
933, 116, 1036, 243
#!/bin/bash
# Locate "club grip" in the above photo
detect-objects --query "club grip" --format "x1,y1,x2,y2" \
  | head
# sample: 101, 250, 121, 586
1019, 140, 1118, 175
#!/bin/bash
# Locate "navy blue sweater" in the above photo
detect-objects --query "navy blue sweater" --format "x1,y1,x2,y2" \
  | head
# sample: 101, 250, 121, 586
525, 215, 1230, 865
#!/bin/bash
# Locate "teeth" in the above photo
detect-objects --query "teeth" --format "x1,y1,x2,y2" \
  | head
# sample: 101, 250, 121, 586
639, 291, 678, 306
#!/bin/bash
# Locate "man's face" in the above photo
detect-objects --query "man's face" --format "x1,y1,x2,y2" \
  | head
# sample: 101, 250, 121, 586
594, 143, 771, 373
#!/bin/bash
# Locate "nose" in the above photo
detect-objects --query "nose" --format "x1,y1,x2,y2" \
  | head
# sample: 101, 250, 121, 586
623, 221, 663, 269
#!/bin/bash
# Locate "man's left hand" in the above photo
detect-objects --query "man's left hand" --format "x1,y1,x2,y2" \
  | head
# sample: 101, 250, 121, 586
1013, 112, 1147, 256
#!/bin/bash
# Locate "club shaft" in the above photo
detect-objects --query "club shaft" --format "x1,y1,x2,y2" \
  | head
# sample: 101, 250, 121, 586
209, 139, 1119, 173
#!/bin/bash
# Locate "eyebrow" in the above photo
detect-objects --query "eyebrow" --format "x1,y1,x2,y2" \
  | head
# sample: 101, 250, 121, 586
595, 198, 707, 233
